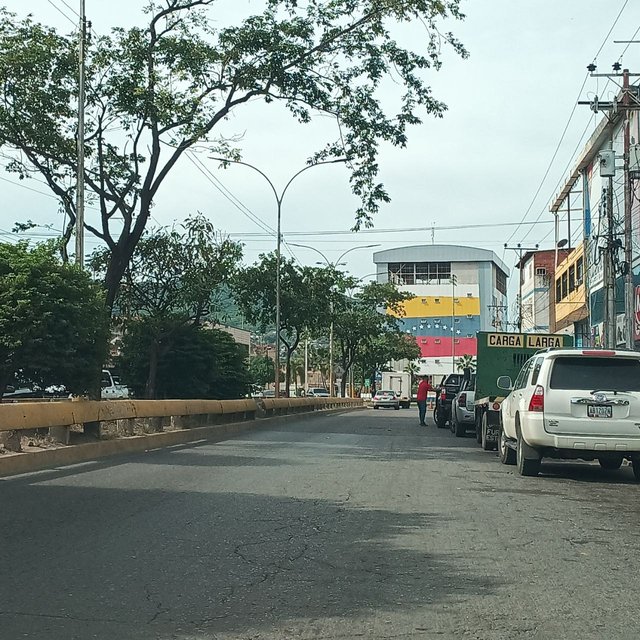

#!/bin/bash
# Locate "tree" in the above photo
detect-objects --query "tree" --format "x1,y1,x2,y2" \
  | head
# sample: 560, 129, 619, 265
232, 255, 335, 396
249, 355, 275, 389
0, 241, 109, 397
404, 360, 421, 393
333, 282, 417, 396
90, 215, 242, 398
456, 354, 477, 373
118, 321, 249, 399
0, 2, 466, 307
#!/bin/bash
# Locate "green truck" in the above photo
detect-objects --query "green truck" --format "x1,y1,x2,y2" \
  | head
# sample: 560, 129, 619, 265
473, 331, 574, 450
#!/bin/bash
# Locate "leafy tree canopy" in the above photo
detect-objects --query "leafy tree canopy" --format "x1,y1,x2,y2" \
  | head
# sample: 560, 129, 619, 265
0, 241, 109, 397
0, 0, 466, 306
90, 214, 242, 398
119, 320, 249, 399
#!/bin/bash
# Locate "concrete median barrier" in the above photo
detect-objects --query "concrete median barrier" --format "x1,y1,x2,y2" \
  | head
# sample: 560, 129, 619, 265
0, 396, 364, 477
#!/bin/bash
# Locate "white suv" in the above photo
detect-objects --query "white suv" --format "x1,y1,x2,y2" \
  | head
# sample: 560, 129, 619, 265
497, 349, 640, 478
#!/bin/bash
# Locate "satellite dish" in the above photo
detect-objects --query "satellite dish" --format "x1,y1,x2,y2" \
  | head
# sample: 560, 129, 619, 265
557, 239, 568, 248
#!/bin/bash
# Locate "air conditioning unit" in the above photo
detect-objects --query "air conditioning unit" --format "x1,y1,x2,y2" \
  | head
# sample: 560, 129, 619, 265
466, 314, 473, 319
434, 359, 441, 364
453, 298, 460, 303
420, 338, 427, 344
466, 292, 473, 298
434, 298, 441, 303
421, 298, 427, 304
435, 339, 441, 344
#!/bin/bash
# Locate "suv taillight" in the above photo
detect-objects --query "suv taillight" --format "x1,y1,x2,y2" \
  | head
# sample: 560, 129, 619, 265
440, 390, 446, 401
528, 385, 544, 412
458, 393, 466, 407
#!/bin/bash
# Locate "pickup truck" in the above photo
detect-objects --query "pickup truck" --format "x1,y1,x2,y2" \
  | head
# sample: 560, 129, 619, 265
451, 373, 476, 437
434, 373, 463, 428
101, 369, 130, 400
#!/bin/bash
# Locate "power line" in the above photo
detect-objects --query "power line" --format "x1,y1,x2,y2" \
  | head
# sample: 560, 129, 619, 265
45, 0, 77, 27
506, 0, 632, 245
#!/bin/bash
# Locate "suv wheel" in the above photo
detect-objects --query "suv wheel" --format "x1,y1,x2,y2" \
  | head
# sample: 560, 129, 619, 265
598, 456, 623, 471
516, 429, 541, 477
632, 456, 640, 481
454, 412, 466, 438
499, 425, 516, 465
435, 410, 447, 429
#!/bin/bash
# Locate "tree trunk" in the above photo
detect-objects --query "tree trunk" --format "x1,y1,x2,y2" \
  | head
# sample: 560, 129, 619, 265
146, 341, 160, 399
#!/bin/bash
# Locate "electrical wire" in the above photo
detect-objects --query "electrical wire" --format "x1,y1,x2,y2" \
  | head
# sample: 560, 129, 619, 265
45, 0, 77, 28
506, 0, 632, 245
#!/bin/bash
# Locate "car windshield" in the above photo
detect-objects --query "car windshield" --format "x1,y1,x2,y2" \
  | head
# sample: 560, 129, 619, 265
549, 357, 640, 391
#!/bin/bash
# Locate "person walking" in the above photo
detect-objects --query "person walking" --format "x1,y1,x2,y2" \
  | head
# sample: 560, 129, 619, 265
416, 375, 432, 426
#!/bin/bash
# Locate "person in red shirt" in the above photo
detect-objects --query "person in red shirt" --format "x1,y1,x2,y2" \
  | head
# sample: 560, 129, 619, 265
416, 376, 433, 426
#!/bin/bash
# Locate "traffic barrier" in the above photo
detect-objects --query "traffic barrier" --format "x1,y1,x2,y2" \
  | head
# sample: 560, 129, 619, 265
0, 398, 364, 475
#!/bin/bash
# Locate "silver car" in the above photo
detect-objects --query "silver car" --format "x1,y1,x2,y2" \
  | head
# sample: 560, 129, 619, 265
373, 390, 400, 410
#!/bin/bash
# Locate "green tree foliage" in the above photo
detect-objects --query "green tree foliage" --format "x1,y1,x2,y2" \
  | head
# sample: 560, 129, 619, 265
119, 321, 248, 399
333, 281, 417, 396
249, 355, 275, 389
0, 241, 109, 397
90, 215, 242, 398
0, 1, 466, 306
456, 353, 477, 372
232, 254, 335, 395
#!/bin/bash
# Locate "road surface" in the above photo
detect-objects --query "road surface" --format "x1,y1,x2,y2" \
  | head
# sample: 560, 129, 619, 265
2, 408, 640, 639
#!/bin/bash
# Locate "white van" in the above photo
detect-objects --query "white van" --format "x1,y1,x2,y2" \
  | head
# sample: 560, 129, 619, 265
497, 349, 640, 478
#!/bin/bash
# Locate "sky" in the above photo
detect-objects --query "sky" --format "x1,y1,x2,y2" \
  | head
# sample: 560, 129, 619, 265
2, 0, 640, 300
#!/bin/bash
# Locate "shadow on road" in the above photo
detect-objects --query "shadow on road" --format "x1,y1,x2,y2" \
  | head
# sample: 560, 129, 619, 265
0, 480, 501, 639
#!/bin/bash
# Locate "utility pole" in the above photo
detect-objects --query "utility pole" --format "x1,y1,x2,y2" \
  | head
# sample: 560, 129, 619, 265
623, 69, 634, 348
604, 178, 617, 349
75, 0, 87, 267
504, 243, 539, 332
580, 64, 640, 349
451, 274, 457, 372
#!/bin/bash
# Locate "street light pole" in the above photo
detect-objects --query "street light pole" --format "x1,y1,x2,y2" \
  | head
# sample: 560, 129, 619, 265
288, 242, 381, 397
210, 158, 347, 398
75, 0, 87, 267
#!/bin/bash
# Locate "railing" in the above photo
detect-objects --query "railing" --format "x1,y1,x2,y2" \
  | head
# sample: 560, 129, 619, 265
0, 396, 363, 453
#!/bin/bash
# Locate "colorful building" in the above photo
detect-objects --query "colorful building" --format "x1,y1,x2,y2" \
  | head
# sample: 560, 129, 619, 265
373, 245, 509, 378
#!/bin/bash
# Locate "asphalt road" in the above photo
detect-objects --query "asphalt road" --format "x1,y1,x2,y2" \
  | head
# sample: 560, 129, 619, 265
2, 408, 640, 639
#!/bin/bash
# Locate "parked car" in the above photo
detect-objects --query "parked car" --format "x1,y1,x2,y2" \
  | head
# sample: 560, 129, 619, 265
451, 374, 476, 437
434, 374, 463, 428
262, 389, 275, 398
498, 349, 640, 479
307, 387, 330, 397
373, 389, 400, 410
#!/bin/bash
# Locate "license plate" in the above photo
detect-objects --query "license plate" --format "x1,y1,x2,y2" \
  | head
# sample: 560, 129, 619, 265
587, 405, 612, 418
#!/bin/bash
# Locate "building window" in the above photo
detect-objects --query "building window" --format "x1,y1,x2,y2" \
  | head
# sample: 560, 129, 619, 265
495, 268, 507, 295
569, 265, 576, 292
555, 278, 562, 302
561, 271, 568, 299
576, 256, 584, 285
536, 267, 547, 276
388, 261, 451, 284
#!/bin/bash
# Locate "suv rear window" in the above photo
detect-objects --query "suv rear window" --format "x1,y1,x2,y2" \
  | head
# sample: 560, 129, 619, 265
549, 357, 640, 391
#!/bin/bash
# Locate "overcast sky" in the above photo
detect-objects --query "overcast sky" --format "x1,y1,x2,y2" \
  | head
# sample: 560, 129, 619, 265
2, 0, 639, 297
